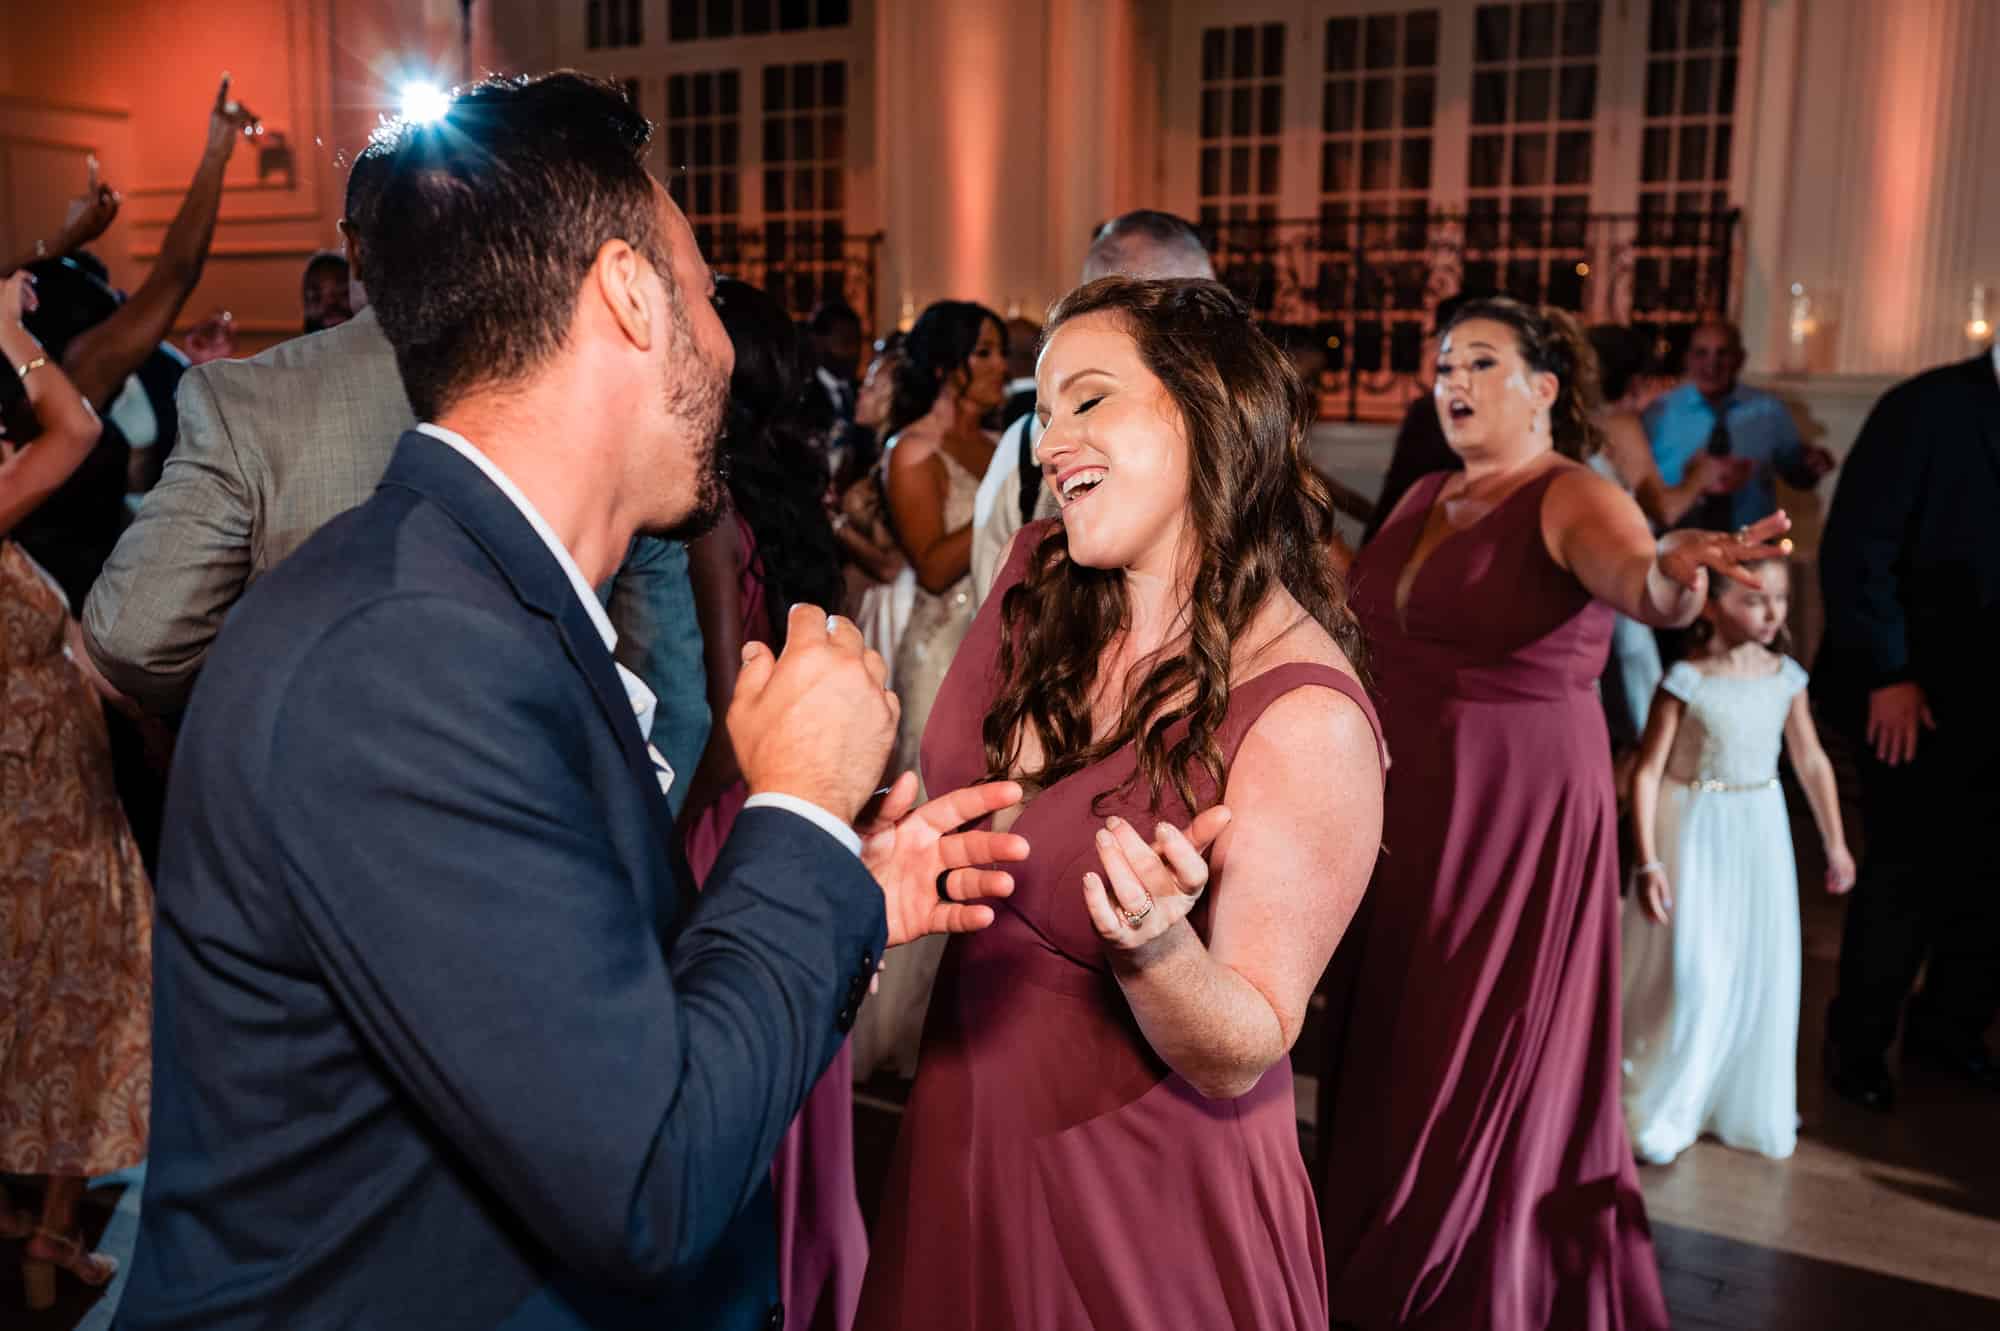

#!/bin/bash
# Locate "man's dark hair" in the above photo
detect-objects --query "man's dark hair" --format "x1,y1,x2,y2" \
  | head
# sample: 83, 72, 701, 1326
808, 300, 861, 336
360, 72, 668, 420
302, 250, 349, 290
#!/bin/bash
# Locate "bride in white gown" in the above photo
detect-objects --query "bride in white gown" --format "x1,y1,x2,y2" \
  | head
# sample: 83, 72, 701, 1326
1622, 558, 1855, 1163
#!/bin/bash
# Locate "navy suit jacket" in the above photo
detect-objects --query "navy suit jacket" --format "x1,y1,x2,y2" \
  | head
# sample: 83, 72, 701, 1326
121, 432, 886, 1330
1814, 353, 2000, 742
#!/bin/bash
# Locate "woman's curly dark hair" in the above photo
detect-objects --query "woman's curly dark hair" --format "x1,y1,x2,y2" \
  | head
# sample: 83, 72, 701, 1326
885, 300, 1005, 437
981, 276, 1368, 815
714, 276, 843, 649
1443, 297, 1605, 459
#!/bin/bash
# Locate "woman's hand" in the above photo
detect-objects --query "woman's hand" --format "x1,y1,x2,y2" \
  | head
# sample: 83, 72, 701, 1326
1083, 806, 1232, 957
59, 160, 121, 253
3, 270, 36, 327
1637, 863, 1673, 925
1657, 510, 1793, 595
1825, 844, 1857, 895
206, 74, 262, 157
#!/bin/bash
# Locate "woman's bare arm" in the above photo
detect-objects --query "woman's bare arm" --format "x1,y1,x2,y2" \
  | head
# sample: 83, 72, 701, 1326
674, 519, 748, 834
885, 429, 973, 593
1629, 686, 1683, 924
1104, 686, 1383, 1098
62, 77, 256, 411
0, 274, 103, 538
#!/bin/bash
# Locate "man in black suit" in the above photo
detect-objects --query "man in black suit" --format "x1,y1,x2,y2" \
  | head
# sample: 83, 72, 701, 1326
1815, 347, 2000, 1111
121, 74, 1026, 1330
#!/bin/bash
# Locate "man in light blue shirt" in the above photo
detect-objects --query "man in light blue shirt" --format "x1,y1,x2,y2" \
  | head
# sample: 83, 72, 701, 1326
1643, 319, 1836, 531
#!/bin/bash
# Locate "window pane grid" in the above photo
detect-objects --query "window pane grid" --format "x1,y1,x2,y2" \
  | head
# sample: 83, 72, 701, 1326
1313, 10, 1441, 365
666, 70, 745, 263
669, 0, 850, 43
1465, 1, 1602, 308
1199, 23, 1287, 227
587, 0, 644, 49
760, 60, 850, 313
1639, 0, 1741, 251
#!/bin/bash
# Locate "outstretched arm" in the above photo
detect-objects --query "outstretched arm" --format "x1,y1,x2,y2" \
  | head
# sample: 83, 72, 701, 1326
0, 273, 103, 538
1546, 466, 1792, 628
62, 76, 257, 411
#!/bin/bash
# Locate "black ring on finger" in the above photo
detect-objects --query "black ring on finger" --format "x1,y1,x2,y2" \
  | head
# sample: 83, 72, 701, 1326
935, 870, 953, 902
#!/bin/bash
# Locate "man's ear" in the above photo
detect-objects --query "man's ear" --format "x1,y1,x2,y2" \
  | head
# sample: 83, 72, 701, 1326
592, 238, 655, 351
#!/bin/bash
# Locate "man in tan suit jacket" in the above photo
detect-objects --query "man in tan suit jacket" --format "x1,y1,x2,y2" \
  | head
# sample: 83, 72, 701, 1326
83, 166, 712, 806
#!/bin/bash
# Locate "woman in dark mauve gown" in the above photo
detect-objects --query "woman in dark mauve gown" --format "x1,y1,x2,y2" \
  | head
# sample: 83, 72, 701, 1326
1319, 298, 1792, 1330
676, 278, 867, 1331
855, 278, 1385, 1330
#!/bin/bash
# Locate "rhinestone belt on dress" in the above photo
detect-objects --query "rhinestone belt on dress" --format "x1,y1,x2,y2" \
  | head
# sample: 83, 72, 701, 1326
1677, 777, 1780, 793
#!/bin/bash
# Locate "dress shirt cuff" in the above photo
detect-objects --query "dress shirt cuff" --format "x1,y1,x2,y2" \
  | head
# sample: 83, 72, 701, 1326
741, 793, 864, 858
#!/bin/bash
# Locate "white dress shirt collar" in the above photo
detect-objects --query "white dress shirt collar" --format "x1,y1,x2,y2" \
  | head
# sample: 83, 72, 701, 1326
416, 423, 620, 654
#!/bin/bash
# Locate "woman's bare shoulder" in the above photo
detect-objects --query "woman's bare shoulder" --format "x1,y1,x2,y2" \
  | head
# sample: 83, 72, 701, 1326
884, 424, 943, 471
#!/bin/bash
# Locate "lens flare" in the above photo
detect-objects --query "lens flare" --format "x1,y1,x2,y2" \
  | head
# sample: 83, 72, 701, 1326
400, 82, 452, 125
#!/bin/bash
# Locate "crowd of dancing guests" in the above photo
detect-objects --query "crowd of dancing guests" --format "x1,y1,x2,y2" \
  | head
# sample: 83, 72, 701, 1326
1, 68, 1995, 1330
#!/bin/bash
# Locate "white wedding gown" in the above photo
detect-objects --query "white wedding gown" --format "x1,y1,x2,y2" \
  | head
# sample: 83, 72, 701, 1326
1621, 656, 1809, 1163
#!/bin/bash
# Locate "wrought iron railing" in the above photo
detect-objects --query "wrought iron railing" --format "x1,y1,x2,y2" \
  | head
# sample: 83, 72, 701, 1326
693, 223, 885, 332
1202, 209, 1742, 422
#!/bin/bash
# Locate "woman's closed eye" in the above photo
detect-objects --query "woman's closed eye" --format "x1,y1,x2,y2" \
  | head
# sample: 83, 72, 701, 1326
1074, 394, 1106, 416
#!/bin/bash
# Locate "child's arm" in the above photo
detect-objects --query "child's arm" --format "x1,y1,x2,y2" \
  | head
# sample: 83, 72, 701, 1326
1630, 686, 1685, 925
1783, 692, 1857, 893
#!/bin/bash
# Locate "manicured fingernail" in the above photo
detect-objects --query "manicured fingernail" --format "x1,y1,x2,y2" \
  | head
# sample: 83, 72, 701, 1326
1095, 829, 1111, 845
1106, 816, 1124, 831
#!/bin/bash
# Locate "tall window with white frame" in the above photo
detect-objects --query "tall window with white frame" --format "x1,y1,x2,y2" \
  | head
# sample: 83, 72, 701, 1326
1638, 0, 1741, 315
586, 0, 643, 49
668, 0, 851, 43
1198, 23, 1286, 227
761, 60, 848, 313
665, 70, 744, 262
1320, 10, 1441, 376
1465, 1, 1603, 309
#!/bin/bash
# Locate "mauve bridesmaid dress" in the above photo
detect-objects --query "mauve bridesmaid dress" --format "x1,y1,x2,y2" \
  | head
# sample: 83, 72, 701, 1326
856, 524, 1385, 1330
1318, 470, 1669, 1330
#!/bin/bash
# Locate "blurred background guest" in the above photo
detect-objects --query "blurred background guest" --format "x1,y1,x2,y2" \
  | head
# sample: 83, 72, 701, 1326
806, 298, 864, 427
0, 269, 154, 1308
300, 250, 352, 333
1816, 346, 2000, 1111
832, 333, 908, 616
854, 298, 1006, 1081
1643, 319, 1835, 534
679, 277, 868, 1331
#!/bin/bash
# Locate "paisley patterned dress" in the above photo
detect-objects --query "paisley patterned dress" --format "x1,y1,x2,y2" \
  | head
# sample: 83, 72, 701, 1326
0, 539, 152, 1177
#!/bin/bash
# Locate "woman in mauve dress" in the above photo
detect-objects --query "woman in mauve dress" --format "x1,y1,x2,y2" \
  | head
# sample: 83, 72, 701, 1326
677, 277, 867, 1331
856, 277, 1385, 1330
1319, 297, 1791, 1330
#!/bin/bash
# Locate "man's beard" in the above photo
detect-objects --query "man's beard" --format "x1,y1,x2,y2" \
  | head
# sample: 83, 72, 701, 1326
653, 341, 731, 544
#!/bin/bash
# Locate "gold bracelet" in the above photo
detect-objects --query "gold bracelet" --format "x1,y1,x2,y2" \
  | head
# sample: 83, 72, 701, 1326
15, 355, 47, 380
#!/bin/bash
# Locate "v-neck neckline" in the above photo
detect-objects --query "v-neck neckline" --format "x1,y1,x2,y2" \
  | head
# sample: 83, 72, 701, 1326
1391, 468, 1555, 631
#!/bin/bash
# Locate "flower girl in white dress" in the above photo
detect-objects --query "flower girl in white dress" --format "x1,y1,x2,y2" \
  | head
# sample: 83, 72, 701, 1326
1622, 558, 1856, 1163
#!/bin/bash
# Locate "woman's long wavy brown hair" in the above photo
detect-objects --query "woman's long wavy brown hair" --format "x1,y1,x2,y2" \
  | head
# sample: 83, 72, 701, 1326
981, 277, 1367, 814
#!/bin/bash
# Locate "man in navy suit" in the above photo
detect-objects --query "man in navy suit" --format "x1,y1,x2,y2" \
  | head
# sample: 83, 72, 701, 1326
120, 74, 1026, 1330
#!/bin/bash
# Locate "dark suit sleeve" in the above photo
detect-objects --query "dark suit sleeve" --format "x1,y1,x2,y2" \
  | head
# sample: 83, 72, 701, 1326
268, 595, 885, 1289
1819, 384, 1929, 687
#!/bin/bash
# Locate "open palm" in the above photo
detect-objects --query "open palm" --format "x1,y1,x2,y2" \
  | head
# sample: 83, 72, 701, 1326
858, 772, 1028, 946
